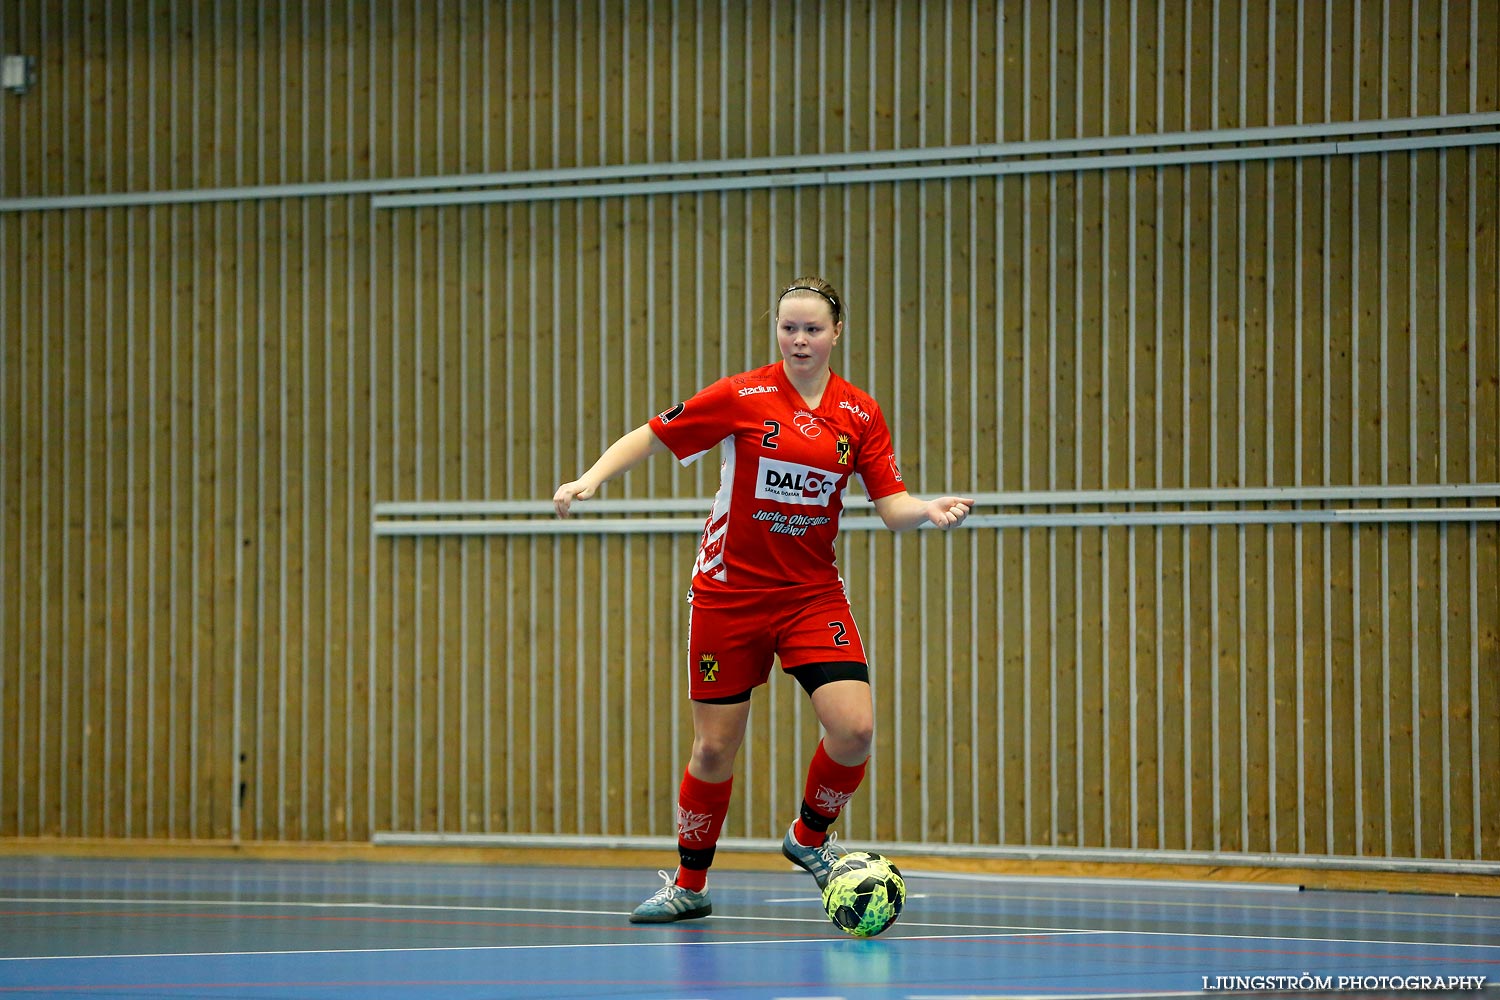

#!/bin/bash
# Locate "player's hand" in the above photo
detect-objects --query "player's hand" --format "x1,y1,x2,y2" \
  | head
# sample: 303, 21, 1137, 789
553, 480, 597, 518
925, 496, 975, 529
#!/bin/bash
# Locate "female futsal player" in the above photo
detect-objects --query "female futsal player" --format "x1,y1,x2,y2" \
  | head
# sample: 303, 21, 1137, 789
553, 277, 973, 922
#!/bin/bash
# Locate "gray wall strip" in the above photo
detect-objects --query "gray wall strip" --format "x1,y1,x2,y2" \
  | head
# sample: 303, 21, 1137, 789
371, 829, 1500, 875
373, 483, 1500, 517
373, 507, 1500, 537
6, 113, 1498, 212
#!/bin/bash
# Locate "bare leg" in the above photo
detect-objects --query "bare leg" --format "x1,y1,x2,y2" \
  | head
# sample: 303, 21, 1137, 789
687, 698, 753, 782
808, 679, 874, 765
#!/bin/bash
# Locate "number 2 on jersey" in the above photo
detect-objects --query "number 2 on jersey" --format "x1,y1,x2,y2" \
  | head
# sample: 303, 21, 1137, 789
761, 420, 781, 449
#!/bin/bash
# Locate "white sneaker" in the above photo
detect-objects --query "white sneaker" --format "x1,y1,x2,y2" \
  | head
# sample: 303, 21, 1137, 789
781, 824, 847, 889
628, 869, 712, 923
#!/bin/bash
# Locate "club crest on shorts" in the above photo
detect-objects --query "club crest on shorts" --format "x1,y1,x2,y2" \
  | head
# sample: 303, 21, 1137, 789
698, 653, 719, 682
835, 433, 851, 465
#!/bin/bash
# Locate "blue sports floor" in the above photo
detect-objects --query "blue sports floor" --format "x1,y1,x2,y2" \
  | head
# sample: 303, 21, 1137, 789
0, 855, 1496, 998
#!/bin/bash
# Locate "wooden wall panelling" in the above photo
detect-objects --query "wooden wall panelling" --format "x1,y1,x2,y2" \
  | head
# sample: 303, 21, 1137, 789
1, 0, 1497, 862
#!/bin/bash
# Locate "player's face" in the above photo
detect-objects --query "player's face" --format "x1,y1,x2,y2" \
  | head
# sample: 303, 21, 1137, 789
775, 296, 841, 379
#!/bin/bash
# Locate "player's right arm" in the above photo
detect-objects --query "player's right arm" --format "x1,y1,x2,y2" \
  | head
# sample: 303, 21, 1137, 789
553, 423, 668, 518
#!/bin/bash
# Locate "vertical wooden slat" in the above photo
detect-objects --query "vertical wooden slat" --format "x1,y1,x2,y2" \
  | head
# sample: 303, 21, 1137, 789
17, 206, 37, 836
10, 58, 37, 827
1020, 0, 1043, 848
300, 3, 328, 843
1074, 1, 1096, 854
52, 217, 75, 842
1239, 0, 1267, 855
1474, 0, 1500, 863
186, 192, 207, 842
330, 9, 358, 843
80, 200, 105, 839
202, 3, 229, 845
206, 196, 237, 845
1154, 0, 1183, 852
1114, 0, 1141, 851
31, 2, 59, 841
235, 197, 258, 839
88, 5, 113, 845
256, 8, 278, 839
1183, 0, 1214, 855
383, 88, 411, 830
456, 17, 488, 833
7, 208, 25, 833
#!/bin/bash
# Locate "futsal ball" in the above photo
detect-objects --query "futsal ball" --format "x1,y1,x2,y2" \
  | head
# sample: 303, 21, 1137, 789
820, 851, 905, 937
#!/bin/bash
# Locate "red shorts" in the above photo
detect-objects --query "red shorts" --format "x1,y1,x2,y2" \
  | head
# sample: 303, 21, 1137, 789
687, 592, 867, 701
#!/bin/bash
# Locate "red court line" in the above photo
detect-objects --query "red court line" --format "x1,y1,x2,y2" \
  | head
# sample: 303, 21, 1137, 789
1010, 932, 1500, 967
0, 908, 832, 940
0, 978, 877, 995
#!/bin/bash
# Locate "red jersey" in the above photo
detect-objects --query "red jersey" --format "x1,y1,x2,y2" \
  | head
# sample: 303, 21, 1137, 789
648, 362, 906, 609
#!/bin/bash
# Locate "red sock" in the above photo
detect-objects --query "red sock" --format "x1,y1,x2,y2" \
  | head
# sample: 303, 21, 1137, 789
673, 769, 733, 891
792, 739, 868, 847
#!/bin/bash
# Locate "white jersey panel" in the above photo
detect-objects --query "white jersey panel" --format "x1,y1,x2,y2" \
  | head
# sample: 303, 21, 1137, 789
692, 439, 735, 584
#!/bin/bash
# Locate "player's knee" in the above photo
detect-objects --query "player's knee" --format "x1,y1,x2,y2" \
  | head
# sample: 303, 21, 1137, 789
827, 718, 874, 760
690, 734, 740, 777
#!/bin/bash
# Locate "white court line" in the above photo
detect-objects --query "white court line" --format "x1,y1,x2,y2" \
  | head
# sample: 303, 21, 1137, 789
1038, 927, 1500, 953
0, 895, 1082, 934
905, 993, 1209, 1000
6, 896, 1500, 956
15, 892, 1500, 945
910, 993, 1500, 1000
903, 870, 1301, 893
762, 894, 930, 903
896, 887, 1500, 923
0, 896, 655, 920
879, 931, 1109, 944
910, 991, 1500, 1000
0, 931, 1099, 964
795, 870, 1500, 926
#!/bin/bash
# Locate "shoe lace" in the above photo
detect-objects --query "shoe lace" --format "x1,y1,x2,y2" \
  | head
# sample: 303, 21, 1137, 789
813, 833, 846, 870
646, 870, 682, 903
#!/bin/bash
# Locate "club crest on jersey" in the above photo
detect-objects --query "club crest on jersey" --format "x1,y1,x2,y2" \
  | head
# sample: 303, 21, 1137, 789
792, 411, 823, 438
835, 434, 851, 465
755, 456, 839, 507
698, 653, 719, 682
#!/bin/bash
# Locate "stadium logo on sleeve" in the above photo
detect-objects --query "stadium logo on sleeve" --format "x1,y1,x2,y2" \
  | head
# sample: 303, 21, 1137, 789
658, 401, 686, 424
839, 399, 871, 422
698, 653, 719, 682
835, 434, 851, 465
755, 457, 840, 507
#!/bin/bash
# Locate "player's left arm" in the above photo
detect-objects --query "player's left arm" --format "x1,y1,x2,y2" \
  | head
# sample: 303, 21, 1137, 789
870, 491, 976, 532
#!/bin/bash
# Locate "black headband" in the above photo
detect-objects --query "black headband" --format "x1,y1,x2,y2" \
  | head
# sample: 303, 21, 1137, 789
777, 284, 841, 319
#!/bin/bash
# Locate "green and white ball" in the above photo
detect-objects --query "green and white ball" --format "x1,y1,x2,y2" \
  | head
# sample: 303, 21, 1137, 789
820, 851, 906, 937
